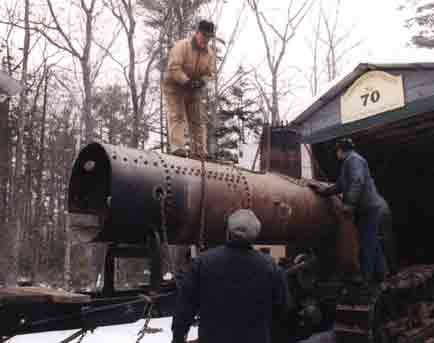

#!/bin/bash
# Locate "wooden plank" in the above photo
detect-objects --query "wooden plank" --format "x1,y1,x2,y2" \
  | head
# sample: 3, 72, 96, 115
0, 287, 90, 305
0, 287, 50, 305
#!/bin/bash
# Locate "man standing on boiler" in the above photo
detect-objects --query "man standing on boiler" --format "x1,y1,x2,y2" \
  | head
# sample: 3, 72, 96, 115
163, 20, 216, 159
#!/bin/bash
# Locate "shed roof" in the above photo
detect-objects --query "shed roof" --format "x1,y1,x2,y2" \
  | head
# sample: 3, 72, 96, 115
292, 62, 434, 126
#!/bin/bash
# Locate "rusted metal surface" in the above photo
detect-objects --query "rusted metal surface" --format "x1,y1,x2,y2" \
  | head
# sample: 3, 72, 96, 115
68, 143, 339, 248
260, 124, 302, 178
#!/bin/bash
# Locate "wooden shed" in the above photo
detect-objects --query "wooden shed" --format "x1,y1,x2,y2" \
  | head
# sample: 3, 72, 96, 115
290, 62, 434, 266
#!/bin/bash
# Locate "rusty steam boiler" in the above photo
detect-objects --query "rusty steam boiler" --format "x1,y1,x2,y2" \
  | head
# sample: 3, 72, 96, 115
68, 142, 357, 271
67, 142, 434, 343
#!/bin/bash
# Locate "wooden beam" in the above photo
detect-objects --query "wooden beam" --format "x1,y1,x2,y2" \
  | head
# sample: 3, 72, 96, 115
0, 287, 90, 305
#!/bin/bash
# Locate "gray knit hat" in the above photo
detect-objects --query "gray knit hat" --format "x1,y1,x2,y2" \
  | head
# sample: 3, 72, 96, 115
227, 209, 261, 243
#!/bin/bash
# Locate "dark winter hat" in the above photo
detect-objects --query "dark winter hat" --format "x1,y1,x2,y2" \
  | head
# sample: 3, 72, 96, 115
335, 137, 355, 152
197, 20, 215, 38
227, 209, 261, 243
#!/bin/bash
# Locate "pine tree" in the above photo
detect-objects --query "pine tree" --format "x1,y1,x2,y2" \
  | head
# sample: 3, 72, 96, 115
402, 1, 434, 49
216, 77, 262, 162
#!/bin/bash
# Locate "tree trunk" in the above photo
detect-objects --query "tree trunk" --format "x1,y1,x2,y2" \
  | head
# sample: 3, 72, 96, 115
82, 61, 93, 144
82, 0, 95, 145
31, 68, 49, 283
271, 76, 279, 125
64, 215, 72, 290
126, 6, 139, 148
0, 98, 9, 226
9, 0, 31, 286
0, 98, 10, 285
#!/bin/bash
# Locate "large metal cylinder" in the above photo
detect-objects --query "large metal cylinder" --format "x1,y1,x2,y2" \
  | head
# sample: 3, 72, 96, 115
68, 143, 338, 247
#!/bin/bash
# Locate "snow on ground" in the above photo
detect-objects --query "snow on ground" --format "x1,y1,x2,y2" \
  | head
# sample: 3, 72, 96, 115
9, 317, 338, 343
10, 317, 197, 343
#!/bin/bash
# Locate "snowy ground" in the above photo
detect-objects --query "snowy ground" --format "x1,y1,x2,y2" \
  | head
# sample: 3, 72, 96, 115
9, 316, 336, 343
9, 317, 198, 343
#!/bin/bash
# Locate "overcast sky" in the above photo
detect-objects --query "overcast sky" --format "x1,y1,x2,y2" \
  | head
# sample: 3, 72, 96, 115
220, 0, 432, 66
214, 0, 434, 121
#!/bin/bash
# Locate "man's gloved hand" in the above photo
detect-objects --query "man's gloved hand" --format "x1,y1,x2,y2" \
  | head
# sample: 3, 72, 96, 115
308, 182, 326, 195
185, 78, 205, 90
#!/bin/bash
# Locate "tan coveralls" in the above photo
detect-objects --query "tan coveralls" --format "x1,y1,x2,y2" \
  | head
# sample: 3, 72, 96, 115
163, 38, 216, 157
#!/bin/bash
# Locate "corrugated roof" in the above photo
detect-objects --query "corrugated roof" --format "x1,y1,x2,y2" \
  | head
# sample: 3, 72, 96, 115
292, 62, 434, 126
0, 70, 22, 96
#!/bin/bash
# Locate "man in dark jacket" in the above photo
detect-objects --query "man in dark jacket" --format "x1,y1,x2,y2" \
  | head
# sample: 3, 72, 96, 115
377, 198, 397, 275
310, 138, 388, 283
171, 209, 291, 343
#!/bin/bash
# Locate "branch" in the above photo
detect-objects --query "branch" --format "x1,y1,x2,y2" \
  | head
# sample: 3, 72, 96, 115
91, 23, 123, 85
104, 0, 128, 32
253, 72, 272, 117
138, 48, 159, 114
46, 0, 80, 58
246, 0, 274, 70
217, 3, 246, 75
93, 37, 129, 84
51, 72, 81, 109
11, 32, 43, 73
259, 12, 285, 41
218, 65, 256, 96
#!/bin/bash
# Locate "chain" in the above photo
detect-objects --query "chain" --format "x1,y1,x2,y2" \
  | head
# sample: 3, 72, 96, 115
59, 328, 88, 343
150, 151, 179, 288
159, 194, 179, 289
197, 155, 207, 252
135, 303, 154, 343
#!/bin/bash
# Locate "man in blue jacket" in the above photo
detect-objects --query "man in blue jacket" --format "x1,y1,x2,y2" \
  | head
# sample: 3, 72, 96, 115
171, 209, 291, 343
310, 138, 389, 283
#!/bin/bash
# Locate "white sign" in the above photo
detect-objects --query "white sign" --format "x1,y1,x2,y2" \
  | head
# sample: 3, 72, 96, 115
341, 71, 405, 124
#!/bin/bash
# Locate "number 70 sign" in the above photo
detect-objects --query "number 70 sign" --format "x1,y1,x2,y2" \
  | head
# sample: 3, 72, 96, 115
361, 90, 380, 106
341, 71, 405, 124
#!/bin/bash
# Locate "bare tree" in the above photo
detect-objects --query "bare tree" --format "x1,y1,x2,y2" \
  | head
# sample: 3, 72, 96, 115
320, 0, 361, 82
0, 2, 20, 260
401, 1, 434, 49
303, 0, 362, 96
35, 0, 118, 144
103, 0, 159, 148
6, 0, 31, 286
246, 0, 313, 124
305, 4, 322, 97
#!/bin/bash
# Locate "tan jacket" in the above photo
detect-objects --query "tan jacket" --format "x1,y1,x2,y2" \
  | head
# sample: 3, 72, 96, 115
163, 38, 216, 92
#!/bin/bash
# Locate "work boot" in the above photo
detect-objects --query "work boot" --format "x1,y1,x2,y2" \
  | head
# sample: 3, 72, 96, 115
172, 148, 188, 158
